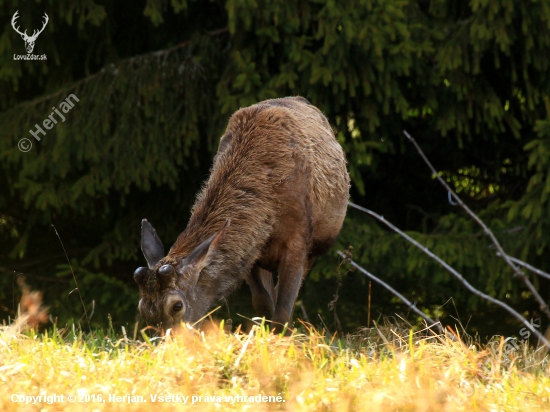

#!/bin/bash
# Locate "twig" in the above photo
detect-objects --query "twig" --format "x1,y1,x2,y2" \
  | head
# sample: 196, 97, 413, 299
191, 305, 221, 327
317, 314, 330, 334
52, 225, 90, 330
347, 202, 550, 350
368, 281, 372, 327
497, 254, 550, 281
337, 251, 442, 334
403, 130, 550, 322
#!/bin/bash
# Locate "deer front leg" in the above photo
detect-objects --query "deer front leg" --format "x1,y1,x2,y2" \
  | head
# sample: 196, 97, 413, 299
247, 266, 275, 319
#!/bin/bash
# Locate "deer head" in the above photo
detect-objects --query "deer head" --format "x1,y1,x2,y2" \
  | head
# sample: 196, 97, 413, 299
134, 219, 230, 329
12, 11, 49, 54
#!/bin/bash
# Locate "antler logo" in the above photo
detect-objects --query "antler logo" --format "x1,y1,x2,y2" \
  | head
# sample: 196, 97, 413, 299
11, 11, 49, 54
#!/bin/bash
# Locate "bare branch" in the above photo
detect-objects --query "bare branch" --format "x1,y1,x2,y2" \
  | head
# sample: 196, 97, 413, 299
497, 254, 550, 281
403, 130, 550, 321
337, 250, 443, 334
347, 201, 550, 350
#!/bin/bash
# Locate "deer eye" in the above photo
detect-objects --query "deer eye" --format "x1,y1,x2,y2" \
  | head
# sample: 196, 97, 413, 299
173, 301, 183, 312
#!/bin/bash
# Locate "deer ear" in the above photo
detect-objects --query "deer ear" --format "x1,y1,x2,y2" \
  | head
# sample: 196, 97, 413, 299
178, 219, 229, 287
141, 219, 164, 269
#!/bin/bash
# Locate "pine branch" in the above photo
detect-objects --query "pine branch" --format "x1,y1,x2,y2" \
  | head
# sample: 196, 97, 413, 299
15, 27, 229, 111
403, 130, 550, 322
347, 201, 550, 350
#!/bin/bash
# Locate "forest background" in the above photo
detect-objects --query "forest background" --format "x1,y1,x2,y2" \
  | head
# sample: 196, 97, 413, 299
1, 0, 550, 341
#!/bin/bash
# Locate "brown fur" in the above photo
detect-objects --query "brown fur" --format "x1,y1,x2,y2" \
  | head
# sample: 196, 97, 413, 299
136, 96, 350, 331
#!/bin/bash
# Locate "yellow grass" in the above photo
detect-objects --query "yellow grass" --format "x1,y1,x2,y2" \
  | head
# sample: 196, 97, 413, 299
1, 319, 550, 411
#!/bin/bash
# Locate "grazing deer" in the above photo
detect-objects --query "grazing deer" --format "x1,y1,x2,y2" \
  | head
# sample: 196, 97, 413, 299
11, 11, 49, 54
134, 96, 350, 332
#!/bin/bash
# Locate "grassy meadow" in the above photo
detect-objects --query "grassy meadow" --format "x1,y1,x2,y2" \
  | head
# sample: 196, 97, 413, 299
1, 308, 550, 412
0, 282, 548, 411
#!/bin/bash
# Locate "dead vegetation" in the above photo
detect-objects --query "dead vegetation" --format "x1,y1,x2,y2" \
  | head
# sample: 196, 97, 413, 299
1, 277, 48, 336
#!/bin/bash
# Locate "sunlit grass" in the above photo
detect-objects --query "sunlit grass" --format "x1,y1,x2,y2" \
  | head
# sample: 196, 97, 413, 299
1, 319, 549, 411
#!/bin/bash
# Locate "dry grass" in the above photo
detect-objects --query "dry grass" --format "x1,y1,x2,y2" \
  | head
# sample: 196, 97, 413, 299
3, 277, 48, 337
1, 284, 549, 411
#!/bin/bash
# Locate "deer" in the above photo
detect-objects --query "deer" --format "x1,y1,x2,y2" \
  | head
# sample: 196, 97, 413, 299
11, 11, 49, 54
133, 96, 350, 333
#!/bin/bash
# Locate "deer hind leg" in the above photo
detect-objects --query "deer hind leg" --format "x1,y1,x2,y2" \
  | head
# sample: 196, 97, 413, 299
247, 266, 275, 319
271, 241, 310, 333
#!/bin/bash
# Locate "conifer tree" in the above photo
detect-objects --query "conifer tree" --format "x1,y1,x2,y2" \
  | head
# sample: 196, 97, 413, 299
1, 0, 549, 334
